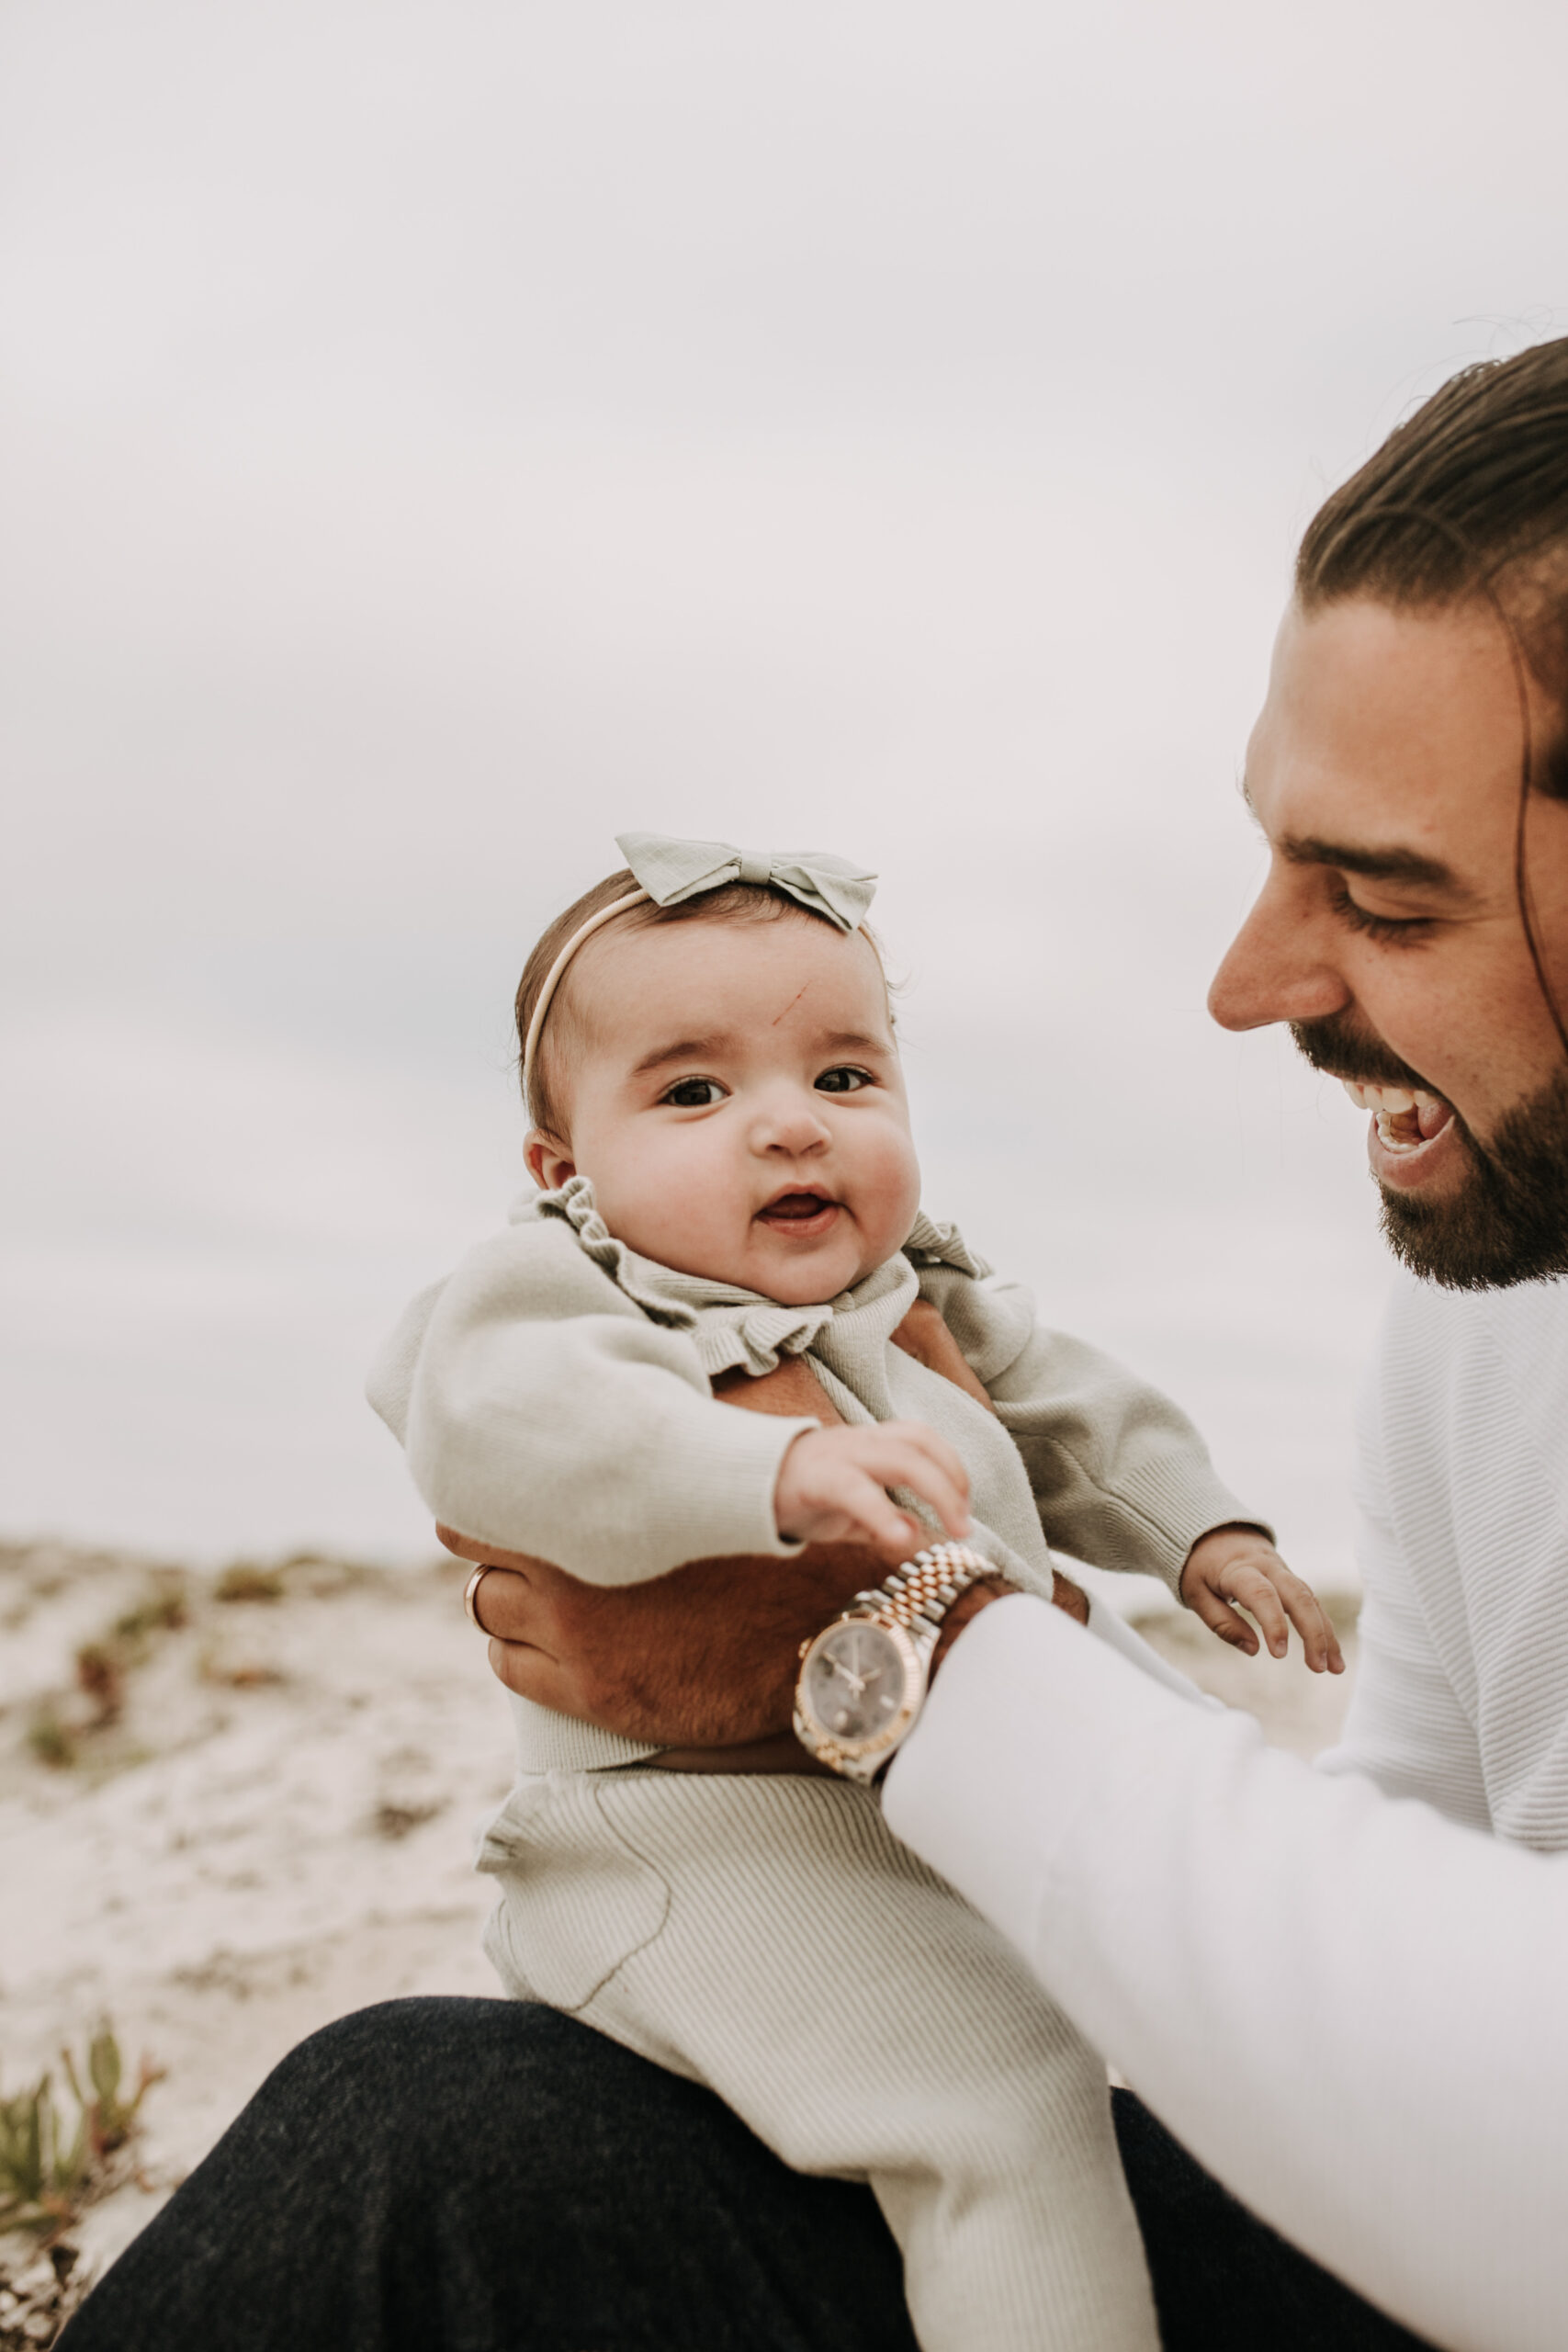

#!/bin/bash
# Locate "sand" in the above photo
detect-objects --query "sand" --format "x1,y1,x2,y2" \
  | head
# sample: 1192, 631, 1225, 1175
0, 1537, 1356, 2322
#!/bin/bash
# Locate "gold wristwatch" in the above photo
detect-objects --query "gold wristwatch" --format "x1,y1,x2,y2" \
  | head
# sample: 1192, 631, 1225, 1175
793, 1542, 998, 1782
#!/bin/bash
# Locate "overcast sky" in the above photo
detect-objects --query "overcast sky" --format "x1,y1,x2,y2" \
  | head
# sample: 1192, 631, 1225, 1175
4, 0, 1565, 1577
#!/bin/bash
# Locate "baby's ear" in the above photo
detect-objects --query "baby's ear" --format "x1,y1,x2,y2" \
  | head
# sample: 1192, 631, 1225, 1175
525, 1129, 576, 1192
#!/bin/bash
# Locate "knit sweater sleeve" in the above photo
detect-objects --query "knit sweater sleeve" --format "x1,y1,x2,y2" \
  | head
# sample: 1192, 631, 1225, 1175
366, 1219, 818, 1585
918, 1264, 1267, 1591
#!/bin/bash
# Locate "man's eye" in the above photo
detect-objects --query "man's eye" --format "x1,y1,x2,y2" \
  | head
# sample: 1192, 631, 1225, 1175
815, 1066, 873, 1094
661, 1077, 727, 1108
1329, 879, 1434, 945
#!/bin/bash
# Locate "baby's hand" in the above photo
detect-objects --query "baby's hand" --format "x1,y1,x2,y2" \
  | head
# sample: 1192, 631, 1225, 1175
1179, 1525, 1346, 1675
775, 1421, 972, 1563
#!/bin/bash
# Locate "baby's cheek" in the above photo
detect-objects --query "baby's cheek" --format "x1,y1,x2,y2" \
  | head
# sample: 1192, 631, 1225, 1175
589, 1138, 696, 1259
852, 1125, 922, 1250
614, 1135, 757, 1283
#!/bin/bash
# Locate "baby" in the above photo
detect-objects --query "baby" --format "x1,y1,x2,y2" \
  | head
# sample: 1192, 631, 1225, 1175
369, 832, 1341, 2352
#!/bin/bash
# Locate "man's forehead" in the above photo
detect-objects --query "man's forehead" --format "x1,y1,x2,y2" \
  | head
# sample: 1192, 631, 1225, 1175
1242, 597, 1527, 885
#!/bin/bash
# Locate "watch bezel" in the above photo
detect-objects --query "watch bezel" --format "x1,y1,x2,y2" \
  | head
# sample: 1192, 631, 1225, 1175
794, 1613, 927, 1775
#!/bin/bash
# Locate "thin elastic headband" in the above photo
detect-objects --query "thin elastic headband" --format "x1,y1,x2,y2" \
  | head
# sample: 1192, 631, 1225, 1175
522, 888, 649, 1112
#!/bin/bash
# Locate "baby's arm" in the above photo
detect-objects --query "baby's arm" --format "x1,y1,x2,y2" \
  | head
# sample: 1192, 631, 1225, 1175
368, 1217, 823, 1587
916, 1265, 1341, 1669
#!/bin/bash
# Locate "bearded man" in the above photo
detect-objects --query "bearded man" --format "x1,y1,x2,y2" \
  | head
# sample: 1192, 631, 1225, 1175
1211, 356, 1568, 1865
63, 344, 1568, 2352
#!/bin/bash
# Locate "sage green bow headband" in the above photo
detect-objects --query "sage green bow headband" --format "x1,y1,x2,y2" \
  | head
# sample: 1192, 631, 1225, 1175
614, 831, 878, 932
522, 831, 879, 1110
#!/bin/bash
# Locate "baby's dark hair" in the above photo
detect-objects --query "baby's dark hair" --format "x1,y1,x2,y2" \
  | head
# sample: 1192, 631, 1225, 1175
515, 867, 886, 1138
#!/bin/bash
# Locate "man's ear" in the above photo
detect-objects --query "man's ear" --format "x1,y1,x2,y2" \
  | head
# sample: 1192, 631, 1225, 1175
525, 1129, 576, 1191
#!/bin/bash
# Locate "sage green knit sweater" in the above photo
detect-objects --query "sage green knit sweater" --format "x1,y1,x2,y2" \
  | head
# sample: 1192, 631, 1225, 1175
367, 1174, 1255, 1774
366, 1178, 1261, 2351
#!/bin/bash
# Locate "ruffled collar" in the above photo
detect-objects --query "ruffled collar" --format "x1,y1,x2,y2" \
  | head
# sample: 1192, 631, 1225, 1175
508, 1174, 988, 1379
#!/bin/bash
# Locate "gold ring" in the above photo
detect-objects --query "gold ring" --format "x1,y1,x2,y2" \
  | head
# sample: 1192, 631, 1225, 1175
463, 1563, 496, 1632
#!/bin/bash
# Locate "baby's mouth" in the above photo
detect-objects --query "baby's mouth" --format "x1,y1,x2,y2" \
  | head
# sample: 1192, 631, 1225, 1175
757, 1189, 841, 1235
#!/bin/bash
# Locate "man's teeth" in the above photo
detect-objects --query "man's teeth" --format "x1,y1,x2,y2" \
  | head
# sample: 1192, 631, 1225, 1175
1340, 1080, 1444, 1117
1339, 1079, 1450, 1148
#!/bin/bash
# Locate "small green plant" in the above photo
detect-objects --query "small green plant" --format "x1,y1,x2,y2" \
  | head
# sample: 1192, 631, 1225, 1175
61, 2026, 163, 2160
0, 2029, 161, 2238
214, 1561, 286, 1605
0, 2073, 88, 2234
25, 1710, 76, 1770
111, 1588, 187, 1644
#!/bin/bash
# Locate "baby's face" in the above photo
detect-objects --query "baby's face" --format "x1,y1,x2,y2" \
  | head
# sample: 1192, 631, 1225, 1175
528, 913, 920, 1305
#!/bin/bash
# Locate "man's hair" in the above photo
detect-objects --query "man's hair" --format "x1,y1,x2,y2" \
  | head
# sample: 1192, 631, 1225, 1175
515, 868, 879, 1138
1296, 335, 1568, 799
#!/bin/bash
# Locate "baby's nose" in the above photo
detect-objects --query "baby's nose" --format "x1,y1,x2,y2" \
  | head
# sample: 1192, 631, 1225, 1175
751, 1089, 831, 1151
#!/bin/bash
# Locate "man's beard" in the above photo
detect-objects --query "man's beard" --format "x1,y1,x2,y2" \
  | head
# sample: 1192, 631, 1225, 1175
1291, 1016, 1568, 1290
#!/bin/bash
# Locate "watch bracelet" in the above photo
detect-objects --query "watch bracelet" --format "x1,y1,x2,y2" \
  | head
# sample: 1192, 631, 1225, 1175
851, 1541, 998, 1636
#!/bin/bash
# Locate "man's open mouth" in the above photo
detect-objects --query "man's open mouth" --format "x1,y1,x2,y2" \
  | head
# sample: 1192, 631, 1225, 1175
1340, 1080, 1455, 1156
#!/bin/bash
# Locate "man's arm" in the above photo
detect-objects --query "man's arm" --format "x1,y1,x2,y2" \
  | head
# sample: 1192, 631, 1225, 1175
886, 1595, 1568, 2352
446, 1525, 1048, 1754
465, 1533, 1568, 2347
450, 1526, 886, 1747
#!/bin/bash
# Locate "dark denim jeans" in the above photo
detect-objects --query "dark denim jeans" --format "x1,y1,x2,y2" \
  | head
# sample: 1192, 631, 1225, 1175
60, 1997, 1433, 2351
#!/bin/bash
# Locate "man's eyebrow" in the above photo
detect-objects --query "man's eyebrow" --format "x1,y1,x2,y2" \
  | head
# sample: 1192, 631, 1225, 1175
1239, 772, 1477, 899
1279, 834, 1477, 900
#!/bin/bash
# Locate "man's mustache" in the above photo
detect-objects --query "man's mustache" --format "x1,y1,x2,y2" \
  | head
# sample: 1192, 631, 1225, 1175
1289, 1016, 1434, 1094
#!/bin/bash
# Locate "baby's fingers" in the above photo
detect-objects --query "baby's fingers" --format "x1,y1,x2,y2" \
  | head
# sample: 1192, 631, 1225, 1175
1275, 1574, 1347, 1676
1215, 1564, 1292, 1659
873, 1423, 972, 1542
1185, 1578, 1261, 1657
818, 1464, 926, 1559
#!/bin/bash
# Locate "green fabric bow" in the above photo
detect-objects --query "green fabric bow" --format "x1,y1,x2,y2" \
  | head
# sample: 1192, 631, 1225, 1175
615, 831, 877, 933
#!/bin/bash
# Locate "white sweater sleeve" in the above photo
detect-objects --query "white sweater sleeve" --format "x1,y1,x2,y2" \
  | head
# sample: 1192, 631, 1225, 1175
884, 1596, 1568, 2352
367, 1219, 818, 1584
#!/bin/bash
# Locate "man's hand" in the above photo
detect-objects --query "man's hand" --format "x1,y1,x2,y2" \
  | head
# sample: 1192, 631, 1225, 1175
773, 1420, 972, 1559
445, 1525, 888, 1749
446, 1525, 1093, 1758
1179, 1524, 1346, 1675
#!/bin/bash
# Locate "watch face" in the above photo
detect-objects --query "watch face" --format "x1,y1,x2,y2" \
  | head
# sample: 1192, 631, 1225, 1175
800, 1619, 919, 1751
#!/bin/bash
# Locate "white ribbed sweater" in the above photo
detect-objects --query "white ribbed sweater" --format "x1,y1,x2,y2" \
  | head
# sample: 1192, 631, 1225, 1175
1317, 1271, 1568, 1849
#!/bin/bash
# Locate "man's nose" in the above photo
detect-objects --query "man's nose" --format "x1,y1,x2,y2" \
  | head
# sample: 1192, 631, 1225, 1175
1207, 870, 1350, 1033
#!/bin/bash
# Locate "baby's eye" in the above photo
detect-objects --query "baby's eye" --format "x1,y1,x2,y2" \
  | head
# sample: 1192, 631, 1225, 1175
815, 1066, 873, 1094
661, 1077, 728, 1108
